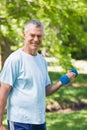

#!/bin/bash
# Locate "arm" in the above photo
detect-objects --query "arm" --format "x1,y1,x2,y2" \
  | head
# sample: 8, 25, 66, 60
46, 81, 63, 96
46, 70, 76, 96
0, 83, 11, 129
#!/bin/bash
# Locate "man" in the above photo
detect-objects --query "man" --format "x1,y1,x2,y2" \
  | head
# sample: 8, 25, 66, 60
0, 20, 77, 130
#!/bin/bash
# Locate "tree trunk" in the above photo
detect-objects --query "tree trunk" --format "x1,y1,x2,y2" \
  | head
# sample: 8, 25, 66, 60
0, 36, 14, 68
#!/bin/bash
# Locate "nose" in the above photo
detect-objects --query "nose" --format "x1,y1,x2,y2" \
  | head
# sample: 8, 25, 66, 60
34, 36, 38, 41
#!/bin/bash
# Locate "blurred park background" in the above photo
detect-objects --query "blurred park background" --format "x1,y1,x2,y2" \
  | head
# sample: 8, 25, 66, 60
0, 0, 87, 130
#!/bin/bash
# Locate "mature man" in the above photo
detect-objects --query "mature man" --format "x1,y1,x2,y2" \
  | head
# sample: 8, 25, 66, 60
0, 20, 77, 130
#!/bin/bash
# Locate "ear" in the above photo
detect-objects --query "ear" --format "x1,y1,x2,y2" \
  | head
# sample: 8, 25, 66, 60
22, 32, 25, 38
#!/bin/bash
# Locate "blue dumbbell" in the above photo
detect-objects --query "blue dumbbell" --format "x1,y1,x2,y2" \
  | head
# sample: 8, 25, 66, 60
60, 68, 78, 85
71, 68, 78, 77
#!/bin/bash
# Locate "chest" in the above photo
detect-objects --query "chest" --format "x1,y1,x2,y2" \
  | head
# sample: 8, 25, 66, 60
18, 56, 47, 83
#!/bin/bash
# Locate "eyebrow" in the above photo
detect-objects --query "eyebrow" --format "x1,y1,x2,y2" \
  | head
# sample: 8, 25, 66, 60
30, 33, 42, 36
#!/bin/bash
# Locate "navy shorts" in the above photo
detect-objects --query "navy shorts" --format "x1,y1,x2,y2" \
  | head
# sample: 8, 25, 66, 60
8, 121, 46, 130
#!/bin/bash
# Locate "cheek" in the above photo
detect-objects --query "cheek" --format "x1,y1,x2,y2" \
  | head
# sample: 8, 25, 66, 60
39, 38, 43, 42
26, 36, 33, 41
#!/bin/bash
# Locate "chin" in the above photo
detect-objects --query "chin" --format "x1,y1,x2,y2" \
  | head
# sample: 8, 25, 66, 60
31, 47, 38, 51
32, 46, 39, 50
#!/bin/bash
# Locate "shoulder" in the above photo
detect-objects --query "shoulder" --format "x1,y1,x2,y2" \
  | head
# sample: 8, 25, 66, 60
37, 53, 46, 62
6, 49, 21, 63
4, 49, 22, 67
37, 53, 48, 67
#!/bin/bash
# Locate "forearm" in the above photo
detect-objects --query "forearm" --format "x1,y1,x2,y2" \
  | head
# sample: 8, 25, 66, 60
46, 81, 63, 96
0, 98, 7, 126
0, 83, 11, 126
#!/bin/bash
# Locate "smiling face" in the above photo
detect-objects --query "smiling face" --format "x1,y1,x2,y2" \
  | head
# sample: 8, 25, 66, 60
23, 24, 44, 55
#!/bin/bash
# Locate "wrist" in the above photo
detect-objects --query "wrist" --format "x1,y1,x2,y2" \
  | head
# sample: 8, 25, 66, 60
0, 120, 2, 127
0, 124, 2, 128
57, 81, 63, 87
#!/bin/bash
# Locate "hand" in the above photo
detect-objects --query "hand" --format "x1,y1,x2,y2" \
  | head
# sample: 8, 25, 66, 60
0, 125, 6, 130
60, 68, 78, 85
66, 71, 76, 82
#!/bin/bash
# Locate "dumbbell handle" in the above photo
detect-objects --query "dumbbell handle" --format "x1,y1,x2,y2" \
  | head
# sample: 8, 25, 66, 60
60, 68, 78, 85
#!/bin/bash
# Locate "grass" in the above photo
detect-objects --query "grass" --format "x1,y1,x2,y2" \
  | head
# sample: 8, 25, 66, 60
46, 70, 87, 130
46, 85, 87, 105
3, 114, 8, 129
46, 110, 87, 130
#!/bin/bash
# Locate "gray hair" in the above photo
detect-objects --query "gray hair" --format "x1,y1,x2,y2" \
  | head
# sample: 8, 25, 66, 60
24, 20, 44, 33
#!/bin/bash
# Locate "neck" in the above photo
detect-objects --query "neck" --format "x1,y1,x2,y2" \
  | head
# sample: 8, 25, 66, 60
22, 46, 37, 56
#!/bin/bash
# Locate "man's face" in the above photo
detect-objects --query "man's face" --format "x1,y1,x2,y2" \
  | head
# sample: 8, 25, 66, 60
23, 25, 43, 52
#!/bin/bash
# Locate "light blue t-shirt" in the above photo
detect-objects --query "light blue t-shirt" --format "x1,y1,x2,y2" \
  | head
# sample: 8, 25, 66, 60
0, 49, 51, 124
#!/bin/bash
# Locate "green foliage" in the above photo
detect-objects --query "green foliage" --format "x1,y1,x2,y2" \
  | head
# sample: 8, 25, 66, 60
0, 0, 87, 68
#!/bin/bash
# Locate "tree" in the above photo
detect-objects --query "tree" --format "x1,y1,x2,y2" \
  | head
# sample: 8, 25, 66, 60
0, 0, 87, 70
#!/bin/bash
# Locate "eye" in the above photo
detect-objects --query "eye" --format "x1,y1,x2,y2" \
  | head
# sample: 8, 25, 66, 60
37, 35, 42, 38
31, 34, 35, 37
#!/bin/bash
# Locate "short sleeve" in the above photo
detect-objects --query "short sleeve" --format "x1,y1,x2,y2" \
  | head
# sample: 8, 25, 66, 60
44, 61, 51, 87
0, 54, 19, 87
45, 72, 51, 87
